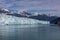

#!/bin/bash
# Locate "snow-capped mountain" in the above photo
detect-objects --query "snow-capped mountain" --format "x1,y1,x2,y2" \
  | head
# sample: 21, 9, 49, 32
18, 11, 32, 17
6, 9, 58, 21
0, 8, 10, 13
0, 8, 58, 25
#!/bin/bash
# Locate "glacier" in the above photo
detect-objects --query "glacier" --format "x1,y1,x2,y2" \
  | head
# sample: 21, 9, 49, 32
0, 14, 50, 25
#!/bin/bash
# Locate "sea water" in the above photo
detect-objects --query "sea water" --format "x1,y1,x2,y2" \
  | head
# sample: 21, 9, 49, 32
0, 24, 60, 40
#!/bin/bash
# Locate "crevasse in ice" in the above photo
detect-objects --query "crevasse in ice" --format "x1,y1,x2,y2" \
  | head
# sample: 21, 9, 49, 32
0, 14, 50, 25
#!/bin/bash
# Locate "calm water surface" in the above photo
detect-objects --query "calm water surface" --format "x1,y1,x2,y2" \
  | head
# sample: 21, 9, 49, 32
0, 24, 60, 40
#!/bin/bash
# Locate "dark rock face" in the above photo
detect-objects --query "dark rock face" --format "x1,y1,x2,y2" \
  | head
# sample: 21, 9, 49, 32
57, 17, 60, 25
50, 17, 60, 24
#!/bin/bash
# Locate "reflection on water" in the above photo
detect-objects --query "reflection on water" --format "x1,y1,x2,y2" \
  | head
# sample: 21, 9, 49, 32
0, 24, 60, 40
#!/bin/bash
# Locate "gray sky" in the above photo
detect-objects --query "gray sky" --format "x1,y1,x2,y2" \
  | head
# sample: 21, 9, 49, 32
0, 0, 60, 16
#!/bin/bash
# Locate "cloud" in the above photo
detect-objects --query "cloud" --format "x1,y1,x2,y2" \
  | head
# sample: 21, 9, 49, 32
0, 0, 60, 16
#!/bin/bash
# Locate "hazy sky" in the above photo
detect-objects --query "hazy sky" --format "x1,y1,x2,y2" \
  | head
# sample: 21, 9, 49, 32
0, 0, 60, 16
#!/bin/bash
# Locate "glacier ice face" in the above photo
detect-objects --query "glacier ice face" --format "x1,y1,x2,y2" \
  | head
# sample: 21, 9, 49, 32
0, 14, 50, 25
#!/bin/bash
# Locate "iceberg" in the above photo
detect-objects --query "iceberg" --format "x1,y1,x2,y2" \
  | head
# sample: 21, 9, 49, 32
0, 14, 50, 25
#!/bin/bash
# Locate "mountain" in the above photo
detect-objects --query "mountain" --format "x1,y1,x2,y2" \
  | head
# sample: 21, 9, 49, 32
0, 8, 10, 13
0, 8, 58, 24
6, 10, 58, 21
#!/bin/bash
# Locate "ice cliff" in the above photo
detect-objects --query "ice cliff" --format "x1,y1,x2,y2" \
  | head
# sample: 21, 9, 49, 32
0, 14, 50, 25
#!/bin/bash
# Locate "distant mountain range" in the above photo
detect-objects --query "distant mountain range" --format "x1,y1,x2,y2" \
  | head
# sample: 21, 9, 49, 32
0, 8, 58, 22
